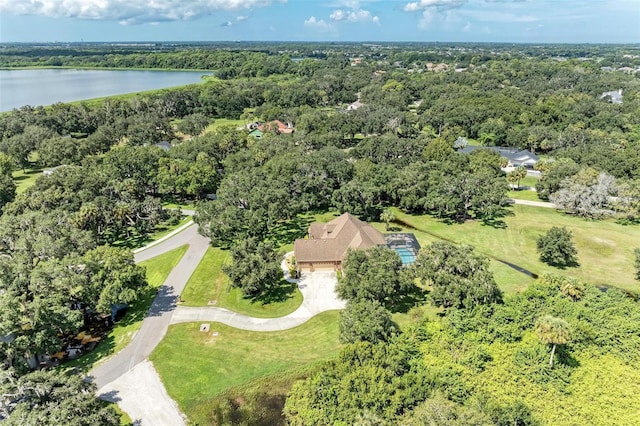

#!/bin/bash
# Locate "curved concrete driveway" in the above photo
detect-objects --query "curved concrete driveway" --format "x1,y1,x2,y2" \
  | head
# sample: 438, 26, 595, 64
171, 271, 344, 330
91, 225, 345, 425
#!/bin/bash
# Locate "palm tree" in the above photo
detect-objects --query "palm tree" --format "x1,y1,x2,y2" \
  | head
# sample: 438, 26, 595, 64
507, 166, 528, 190
380, 209, 395, 231
535, 315, 570, 368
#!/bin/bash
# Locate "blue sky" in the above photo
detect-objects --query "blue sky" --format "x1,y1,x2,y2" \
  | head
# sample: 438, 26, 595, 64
1, 0, 638, 44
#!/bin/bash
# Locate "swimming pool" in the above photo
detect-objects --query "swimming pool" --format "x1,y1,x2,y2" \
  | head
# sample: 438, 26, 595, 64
394, 247, 416, 265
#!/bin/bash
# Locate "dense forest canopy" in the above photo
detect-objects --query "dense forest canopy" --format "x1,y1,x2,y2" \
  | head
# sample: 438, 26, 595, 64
0, 42, 639, 423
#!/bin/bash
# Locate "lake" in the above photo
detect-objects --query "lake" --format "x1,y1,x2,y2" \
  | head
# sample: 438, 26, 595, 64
0, 69, 210, 112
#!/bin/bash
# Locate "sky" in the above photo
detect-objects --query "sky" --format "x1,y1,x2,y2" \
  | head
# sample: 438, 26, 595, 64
0, 0, 639, 44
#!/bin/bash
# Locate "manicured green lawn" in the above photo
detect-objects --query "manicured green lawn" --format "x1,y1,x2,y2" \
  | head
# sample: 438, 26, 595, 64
180, 247, 303, 317
370, 220, 535, 295
508, 188, 541, 201
12, 167, 42, 194
204, 118, 247, 133
150, 311, 341, 425
392, 205, 640, 292
144, 216, 192, 245
64, 245, 188, 372
161, 201, 197, 211
519, 175, 540, 189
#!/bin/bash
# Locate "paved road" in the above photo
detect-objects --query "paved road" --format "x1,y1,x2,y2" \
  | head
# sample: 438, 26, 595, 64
91, 222, 208, 425
99, 361, 187, 425
92, 223, 209, 388
511, 198, 556, 209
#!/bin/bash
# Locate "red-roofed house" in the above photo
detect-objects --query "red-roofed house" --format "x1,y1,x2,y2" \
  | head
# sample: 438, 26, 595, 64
258, 120, 294, 134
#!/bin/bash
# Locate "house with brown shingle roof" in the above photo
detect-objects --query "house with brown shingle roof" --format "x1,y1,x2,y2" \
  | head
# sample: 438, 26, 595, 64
293, 213, 386, 274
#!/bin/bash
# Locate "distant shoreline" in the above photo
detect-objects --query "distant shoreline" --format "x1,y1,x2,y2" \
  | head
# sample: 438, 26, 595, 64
0, 65, 212, 72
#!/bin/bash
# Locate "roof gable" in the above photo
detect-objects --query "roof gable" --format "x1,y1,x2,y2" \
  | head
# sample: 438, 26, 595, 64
295, 213, 385, 263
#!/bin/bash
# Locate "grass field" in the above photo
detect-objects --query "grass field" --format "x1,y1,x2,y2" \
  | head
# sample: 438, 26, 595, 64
392, 205, 640, 292
204, 117, 248, 133
180, 247, 303, 317
12, 167, 42, 194
64, 245, 188, 372
150, 311, 341, 425
508, 188, 542, 201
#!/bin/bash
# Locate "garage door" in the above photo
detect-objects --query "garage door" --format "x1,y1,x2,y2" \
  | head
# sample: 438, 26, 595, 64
310, 262, 337, 272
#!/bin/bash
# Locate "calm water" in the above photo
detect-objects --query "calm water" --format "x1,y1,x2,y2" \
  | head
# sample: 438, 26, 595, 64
0, 69, 209, 111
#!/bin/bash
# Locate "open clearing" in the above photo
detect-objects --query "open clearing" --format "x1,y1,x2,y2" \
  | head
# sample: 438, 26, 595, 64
151, 311, 341, 425
393, 205, 640, 292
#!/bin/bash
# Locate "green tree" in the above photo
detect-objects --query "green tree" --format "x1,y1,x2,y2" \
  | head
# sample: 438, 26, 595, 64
536, 226, 578, 267
423, 138, 454, 163
0, 173, 16, 212
634, 248, 640, 281
380, 208, 395, 231
284, 341, 429, 425
507, 166, 528, 190
0, 368, 119, 425
536, 158, 580, 201
0, 152, 15, 176
223, 238, 282, 297
176, 113, 210, 136
331, 178, 383, 222
339, 299, 398, 344
337, 246, 409, 310
413, 241, 502, 309
534, 315, 570, 368
80, 245, 149, 315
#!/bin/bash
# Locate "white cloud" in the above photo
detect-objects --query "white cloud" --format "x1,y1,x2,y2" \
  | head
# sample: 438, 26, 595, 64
417, 10, 434, 28
236, 15, 249, 21
221, 21, 233, 27
0, 0, 286, 25
304, 16, 334, 32
325, 0, 380, 25
329, 8, 379, 23
404, 0, 466, 12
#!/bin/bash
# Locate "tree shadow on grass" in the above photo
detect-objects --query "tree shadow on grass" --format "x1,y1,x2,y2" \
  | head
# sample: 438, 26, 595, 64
248, 279, 298, 305
481, 217, 508, 229
267, 215, 316, 248
549, 259, 581, 270
388, 284, 428, 314
480, 207, 514, 229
